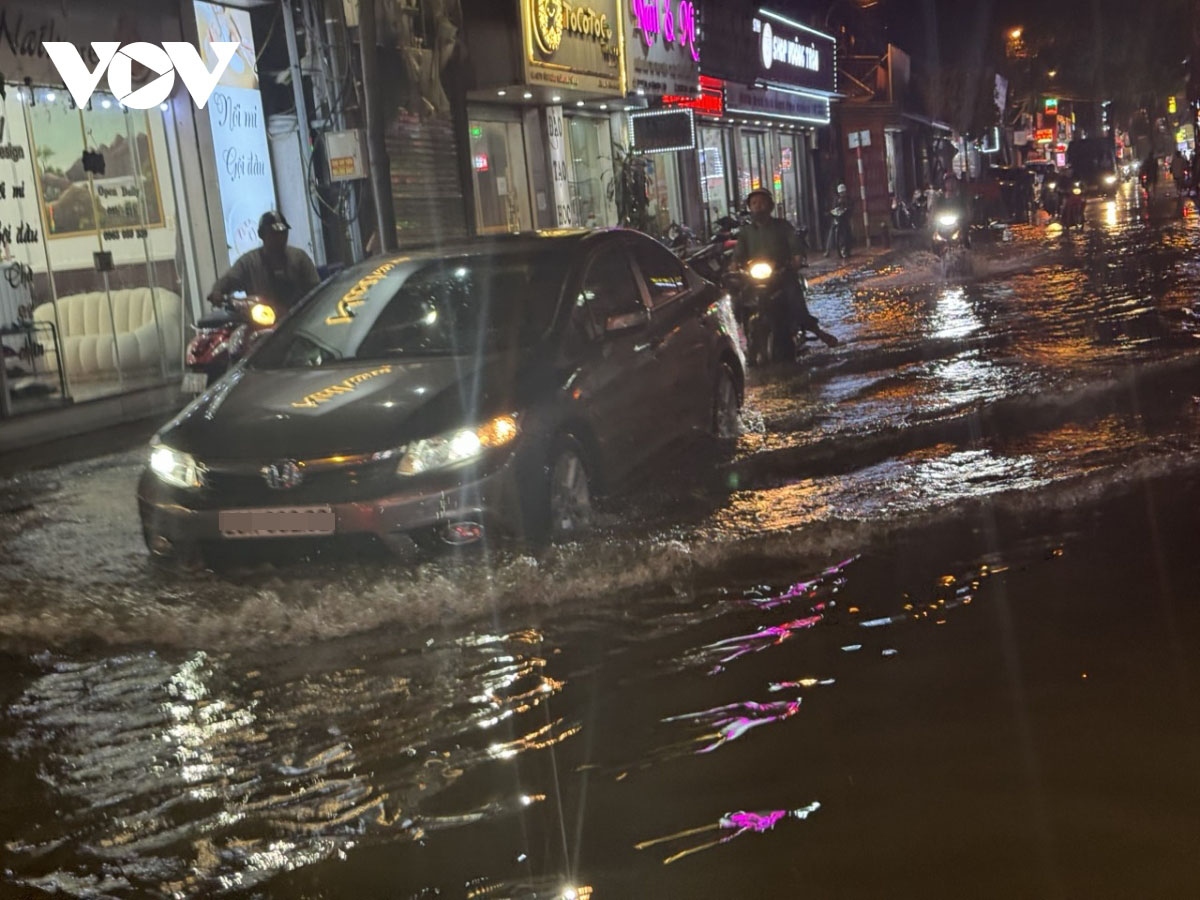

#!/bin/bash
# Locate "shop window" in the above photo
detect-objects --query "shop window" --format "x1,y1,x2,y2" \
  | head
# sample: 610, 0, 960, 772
699, 126, 733, 236
10, 90, 183, 407
628, 238, 686, 308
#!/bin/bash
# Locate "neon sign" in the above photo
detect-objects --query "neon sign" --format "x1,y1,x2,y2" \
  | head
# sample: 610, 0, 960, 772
630, 0, 699, 61
664, 74, 724, 117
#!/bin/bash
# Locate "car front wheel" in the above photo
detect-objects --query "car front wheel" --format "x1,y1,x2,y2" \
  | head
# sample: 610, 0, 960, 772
547, 437, 593, 541
712, 364, 740, 439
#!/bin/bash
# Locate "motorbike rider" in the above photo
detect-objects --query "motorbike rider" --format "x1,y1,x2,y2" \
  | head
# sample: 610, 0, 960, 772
207, 210, 320, 314
732, 188, 838, 349
932, 173, 972, 247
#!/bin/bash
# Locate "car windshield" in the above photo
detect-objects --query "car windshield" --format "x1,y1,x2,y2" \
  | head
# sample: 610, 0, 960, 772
253, 250, 569, 367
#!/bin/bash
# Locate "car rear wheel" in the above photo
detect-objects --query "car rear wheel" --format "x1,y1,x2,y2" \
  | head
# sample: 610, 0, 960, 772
547, 437, 593, 541
712, 364, 740, 439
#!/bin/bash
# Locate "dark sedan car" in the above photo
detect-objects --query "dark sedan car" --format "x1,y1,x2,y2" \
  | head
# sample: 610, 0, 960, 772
139, 229, 745, 561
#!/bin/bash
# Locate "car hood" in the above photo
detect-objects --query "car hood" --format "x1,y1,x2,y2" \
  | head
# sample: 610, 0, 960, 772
162, 357, 518, 460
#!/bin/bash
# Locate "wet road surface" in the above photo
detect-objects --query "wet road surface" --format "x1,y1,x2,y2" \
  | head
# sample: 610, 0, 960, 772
1, 183, 1199, 897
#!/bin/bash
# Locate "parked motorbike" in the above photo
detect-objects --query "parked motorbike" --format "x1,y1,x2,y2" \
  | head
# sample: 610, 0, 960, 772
931, 206, 970, 255
722, 259, 810, 367
183, 293, 277, 393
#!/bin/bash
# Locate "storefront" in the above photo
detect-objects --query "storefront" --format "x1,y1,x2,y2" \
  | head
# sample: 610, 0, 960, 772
462, 0, 624, 233
694, 4, 836, 242
0, 0, 269, 425
622, 0, 701, 238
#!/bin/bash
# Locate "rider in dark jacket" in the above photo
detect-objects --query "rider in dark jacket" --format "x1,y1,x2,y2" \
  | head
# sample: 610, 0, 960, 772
733, 189, 838, 348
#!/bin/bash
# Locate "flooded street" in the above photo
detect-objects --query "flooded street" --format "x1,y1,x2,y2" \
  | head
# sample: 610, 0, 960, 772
2, 188, 1199, 898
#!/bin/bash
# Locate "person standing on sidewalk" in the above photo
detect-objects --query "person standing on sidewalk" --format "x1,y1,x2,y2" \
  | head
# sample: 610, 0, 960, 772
824, 184, 852, 259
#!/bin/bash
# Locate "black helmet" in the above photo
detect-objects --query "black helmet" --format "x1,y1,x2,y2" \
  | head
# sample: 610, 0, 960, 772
258, 210, 291, 237
745, 188, 775, 209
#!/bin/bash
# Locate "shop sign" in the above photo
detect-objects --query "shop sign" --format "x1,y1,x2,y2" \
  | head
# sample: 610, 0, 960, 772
546, 105, 576, 226
44, 41, 237, 110
748, 9, 834, 94
1034, 128, 1053, 143
625, 0, 700, 97
725, 82, 829, 125
629, 108, 695, 153
664, 73, 723, 117
195, 2, 276, 265
0, 1, 185, 91
522, 0, 622, 96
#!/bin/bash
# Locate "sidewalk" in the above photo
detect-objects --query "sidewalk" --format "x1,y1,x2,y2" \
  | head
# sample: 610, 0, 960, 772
0, 383, 183, 473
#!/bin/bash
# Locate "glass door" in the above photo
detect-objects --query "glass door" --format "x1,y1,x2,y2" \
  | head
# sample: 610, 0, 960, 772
469, 120, 532, 235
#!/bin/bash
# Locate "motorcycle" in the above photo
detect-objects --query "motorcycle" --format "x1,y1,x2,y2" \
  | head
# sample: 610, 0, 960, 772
1059, 179, 1085, 231
723, 259, 810, 367
931, 206, 971, 256
182, 293, 277, 393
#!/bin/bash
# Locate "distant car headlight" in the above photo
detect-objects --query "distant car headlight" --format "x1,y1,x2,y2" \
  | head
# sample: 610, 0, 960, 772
748, 261, 774, 280
936, 213, 960, 227
1103, 174, 1117, 185
396, 413, 520, 476
149, 442, 205, 489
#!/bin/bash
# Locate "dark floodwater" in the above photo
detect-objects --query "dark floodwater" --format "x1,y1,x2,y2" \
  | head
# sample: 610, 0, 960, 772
2, 185, 1199, 898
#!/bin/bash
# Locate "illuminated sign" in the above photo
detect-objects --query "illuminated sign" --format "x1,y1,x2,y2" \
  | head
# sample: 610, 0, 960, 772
1034, 128, 1054, 143
1044, 96, 1058, 115
629, 107, 695, 153
522, 0, 622, 96
725, 82, 830, 125
1168, 95, 1177, 114
625, 0, 700, 95
749, 9, 835, 95
327, 259, 401, 325
663, 74, 724, 117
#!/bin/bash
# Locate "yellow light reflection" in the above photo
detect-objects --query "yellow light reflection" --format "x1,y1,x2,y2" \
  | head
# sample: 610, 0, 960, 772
1103, 200, 1118, 230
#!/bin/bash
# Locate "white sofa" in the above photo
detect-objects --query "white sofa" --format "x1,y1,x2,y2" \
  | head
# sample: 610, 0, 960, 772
33, 287, 182, 381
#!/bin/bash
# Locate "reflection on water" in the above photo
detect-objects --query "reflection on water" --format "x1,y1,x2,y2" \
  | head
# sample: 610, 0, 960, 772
637, 801, 821, 865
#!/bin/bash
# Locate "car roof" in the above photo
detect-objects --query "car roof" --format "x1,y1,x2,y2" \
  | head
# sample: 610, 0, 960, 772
381, 228, 634, 259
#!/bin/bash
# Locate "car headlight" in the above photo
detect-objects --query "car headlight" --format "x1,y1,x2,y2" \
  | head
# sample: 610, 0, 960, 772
748, 261, 773, 280
396, 413, 519, 476
937, 213, 959, 227
1103, 174, 1117, 185
149, 442, 205, 489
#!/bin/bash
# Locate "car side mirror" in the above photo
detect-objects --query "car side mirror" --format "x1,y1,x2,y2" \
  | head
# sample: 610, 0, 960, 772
604, 309, 649, 335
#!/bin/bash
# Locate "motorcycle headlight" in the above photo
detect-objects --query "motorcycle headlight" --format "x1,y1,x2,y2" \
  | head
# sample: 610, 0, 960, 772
936, 213, 959, 227
397, 413, 519, 476
1103, 174, 1117, 185
250, 303, 276, 327
1072, 184, 1082, 194
149, 442, 205, 489
1046, 180, 1057, 190
748, 261, 773, 280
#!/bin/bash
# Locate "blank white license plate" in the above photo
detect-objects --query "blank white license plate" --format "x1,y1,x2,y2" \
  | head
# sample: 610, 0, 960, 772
182, 372, 208, 394
219, 506, 336, 538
